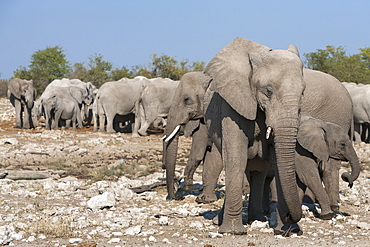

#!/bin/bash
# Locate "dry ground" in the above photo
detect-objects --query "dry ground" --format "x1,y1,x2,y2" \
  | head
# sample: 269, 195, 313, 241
0, 98, 370, 247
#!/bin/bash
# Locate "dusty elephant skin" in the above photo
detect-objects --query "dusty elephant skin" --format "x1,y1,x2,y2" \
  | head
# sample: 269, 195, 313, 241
1, 98, 370, 246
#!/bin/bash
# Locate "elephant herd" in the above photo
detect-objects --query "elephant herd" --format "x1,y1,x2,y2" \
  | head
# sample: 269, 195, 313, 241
7, 76, 179, 135
6, 37, 364, 236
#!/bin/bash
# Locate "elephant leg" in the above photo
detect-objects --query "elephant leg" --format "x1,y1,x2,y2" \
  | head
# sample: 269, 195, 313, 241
138, 106, 155, 136
93, 112, 98, 132
24, 106, 33, 129
322, 159, 340, 212
196, 144, 223, 204
247, 169, 268, 223
182, 123, 209, 190
354, 122, 362, 143
14, 99, 23, 128
263, 171, 275, 216
106, 112, 116, 133
298, 160, 334, 219
98, 112, 106, 132
218, 115, 249, 235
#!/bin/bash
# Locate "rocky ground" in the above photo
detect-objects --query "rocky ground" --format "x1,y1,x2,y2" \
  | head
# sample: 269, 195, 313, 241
0, 97, 370, 247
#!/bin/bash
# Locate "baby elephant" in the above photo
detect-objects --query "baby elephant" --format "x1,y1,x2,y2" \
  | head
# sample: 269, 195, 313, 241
295, 116, 360, 220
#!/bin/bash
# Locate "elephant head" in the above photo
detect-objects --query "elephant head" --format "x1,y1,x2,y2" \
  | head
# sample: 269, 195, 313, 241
204, 37, 305, 223
163, 71, 212, 199
8, 78, 37, 109
297, 116, 360, 188
68, 86, 88, 105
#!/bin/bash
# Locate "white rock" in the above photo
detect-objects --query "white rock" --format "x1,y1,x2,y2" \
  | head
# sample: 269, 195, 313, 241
108, 238, 121, 243
189, 221, 203, 230
158, 216, 169, 225
69, 238, 83, 244
87, 191, 116, 211
124, 225, 142, 236
357, 222, 370, 230
0, 226, 12, 245
250, 220, 269, 229
148, 236, 157, 242
209, 232, 223, 238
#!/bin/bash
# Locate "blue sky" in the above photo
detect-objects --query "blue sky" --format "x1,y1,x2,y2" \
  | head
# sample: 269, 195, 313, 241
0, 0, 369, 79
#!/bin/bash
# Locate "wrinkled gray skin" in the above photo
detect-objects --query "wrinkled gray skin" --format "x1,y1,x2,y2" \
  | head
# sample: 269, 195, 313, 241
40, 86, 86, 130
164, 37, 305, 234
36, 79, 93, 128
93, 76, 150, 134
44, 95, 80, 131
46, 78, 95, 124
163, 40, 354, 235
7, 78, 37, 129
342, 82, 370, 143
295, 116, 360, 220
137, 78, 180, 136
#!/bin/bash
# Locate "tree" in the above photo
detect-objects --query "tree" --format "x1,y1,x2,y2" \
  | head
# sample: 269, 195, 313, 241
304, 46, 370, 84
13, 46, 71, 94
69, 54, 113, 87
110, 66, 134, 81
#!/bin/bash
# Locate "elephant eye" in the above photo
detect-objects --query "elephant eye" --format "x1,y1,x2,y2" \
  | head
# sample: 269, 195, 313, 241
184, 96, 192, 105
263, 86, 273, 98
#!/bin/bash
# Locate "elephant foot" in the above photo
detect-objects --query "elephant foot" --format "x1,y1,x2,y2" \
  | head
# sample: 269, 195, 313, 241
132, 133, 140, 138
196, 193, 218, 204
106, 129, 116, 134
320, 212, 336, 220
218, 220, 247, 235
273, 228, 303, 237
331, 205, 340, 211
138, 129, 148, 136
98, 129, 106, 133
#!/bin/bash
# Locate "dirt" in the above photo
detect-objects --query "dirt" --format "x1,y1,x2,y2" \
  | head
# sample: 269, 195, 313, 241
1, 97, 370, 247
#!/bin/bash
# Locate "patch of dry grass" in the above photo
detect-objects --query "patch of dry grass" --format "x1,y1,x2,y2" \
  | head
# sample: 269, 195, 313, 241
25, 216, 76, 238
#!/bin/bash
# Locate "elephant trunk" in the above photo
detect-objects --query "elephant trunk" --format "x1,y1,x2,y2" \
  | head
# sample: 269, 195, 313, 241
341, 144, 361, 188
272, 97, 302, 223
163, 134, 180, 199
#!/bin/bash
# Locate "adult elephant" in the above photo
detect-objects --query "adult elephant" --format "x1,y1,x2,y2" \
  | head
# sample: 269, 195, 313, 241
7, 78, 37, 129
41, 86, 86, 130
46, 78, 96, 124
136, 78, 180, 136
342, 82, 370, 143
93, 76, 150, 134
164, 37, 305, 234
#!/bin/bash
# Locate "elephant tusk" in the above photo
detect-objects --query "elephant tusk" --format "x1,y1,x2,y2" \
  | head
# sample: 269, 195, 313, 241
165, 125, 181, 142
266, 126, 272, 140
161, 135, 167, 141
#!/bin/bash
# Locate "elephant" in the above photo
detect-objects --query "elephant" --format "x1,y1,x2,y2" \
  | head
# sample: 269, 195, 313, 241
7, 78, 37, 129
295, 116, 360, 220
164, 37, 306, 234
342, 82, 370, 143
46, 78, 96, 124
163, 38, 354, 235
40, 86, 86, 130
136, 78, 180, 136
93, 76, 150, 134
44, 95, 81, 131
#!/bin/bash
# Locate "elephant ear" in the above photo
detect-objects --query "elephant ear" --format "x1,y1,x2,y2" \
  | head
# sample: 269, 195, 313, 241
204, 37, 270, 120
8, 78, 21, 99
69, 87, 84, 104
287, 44, 300, 58
297, 117, 329, 162
183, 120, 200, 138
